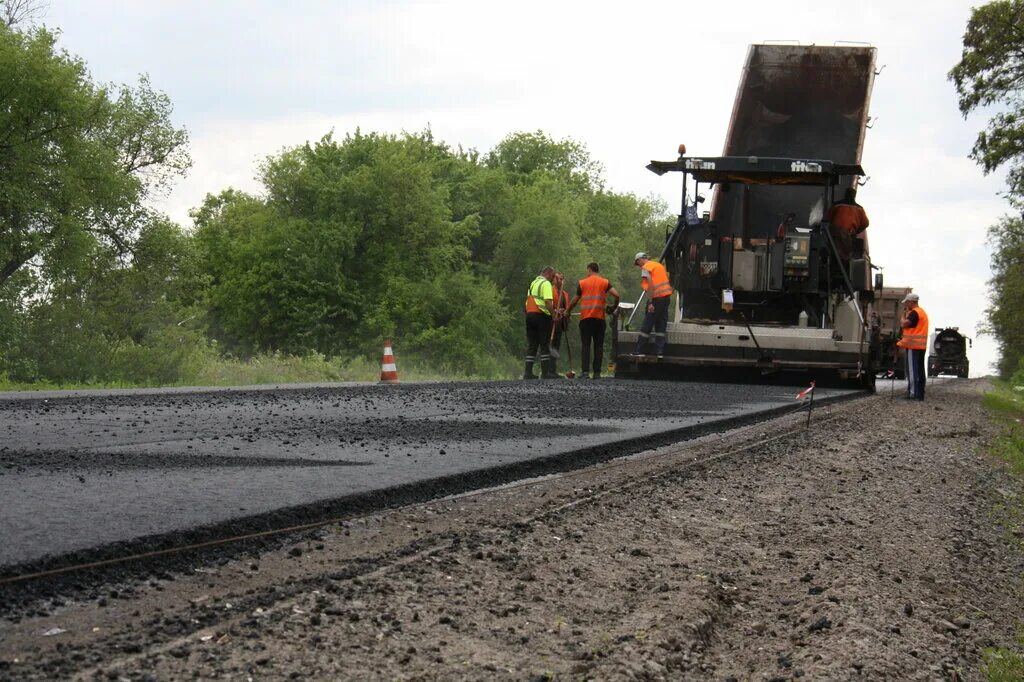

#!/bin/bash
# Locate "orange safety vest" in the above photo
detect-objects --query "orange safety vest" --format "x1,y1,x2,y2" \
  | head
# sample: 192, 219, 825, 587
578, 274, 611, 320
641, 260, 672, 299
524, 276, 552, 315
554, 286, 570, 310
897, 305, 929, 350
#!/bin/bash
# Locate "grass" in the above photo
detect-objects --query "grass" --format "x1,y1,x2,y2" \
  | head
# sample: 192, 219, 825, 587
982, 380, 1024, 680
983, 381, 1024, 478
0, 352, 512, 392
984, 623, 1024, 681
186, 354, 402, 387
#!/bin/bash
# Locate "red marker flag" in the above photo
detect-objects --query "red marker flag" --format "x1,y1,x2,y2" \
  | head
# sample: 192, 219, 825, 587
796, 381, 816, 400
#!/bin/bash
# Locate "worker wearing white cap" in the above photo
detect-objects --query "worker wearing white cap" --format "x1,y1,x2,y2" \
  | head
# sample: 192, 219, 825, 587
897, 292, 929, 400
633, 252, 673, 358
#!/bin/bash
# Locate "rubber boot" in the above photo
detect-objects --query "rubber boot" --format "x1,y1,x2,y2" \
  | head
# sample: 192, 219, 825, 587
523, 361, 537, 380
542, 359, 563, 379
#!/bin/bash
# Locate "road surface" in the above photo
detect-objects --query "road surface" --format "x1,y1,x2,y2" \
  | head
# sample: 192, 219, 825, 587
0, 380, 856, 573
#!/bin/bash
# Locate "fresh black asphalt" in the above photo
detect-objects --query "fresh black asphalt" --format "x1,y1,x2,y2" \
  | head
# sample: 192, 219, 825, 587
0, 380, 857, 574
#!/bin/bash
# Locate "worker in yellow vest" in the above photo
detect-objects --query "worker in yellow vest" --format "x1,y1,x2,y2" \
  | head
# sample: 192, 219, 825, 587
523, 266, 558, 380
633, 252, 673, 358
897, 292, 929, 400
567, 262, 620, 378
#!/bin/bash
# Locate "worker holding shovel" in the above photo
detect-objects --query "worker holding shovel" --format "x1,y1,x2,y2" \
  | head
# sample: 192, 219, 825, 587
548, 272, 571, 378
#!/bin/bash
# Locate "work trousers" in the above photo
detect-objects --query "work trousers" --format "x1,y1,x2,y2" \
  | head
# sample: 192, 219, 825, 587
905, 347, 926, 400
636, 295, 670, 355
525, 312, 553, 370
579, 317, 606, 376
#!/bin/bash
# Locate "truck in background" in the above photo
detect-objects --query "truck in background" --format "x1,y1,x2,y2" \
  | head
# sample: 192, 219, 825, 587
874, 286, 912, 379
929, 328, 971, 378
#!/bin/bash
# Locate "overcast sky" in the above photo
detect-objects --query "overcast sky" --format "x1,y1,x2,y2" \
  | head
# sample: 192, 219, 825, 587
44, 0, 1007, 374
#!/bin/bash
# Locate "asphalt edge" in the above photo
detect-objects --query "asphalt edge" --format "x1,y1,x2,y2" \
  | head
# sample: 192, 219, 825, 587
0, 390, 866, 593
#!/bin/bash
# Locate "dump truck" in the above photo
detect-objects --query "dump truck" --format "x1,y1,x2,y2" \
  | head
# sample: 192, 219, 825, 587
614, 44, 881, 388
928, 327, 971, 378
874, 286, 913, 378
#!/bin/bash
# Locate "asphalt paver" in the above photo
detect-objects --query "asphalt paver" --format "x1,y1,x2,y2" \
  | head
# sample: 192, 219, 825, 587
0, 380, 854, 572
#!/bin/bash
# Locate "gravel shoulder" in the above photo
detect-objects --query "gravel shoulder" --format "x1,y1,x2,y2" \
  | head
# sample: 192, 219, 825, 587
1, 379, 1022, 680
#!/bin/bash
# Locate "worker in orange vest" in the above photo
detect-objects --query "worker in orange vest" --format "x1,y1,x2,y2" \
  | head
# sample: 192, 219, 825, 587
567, 262, 620, 378
549, 271, 572, 373
633, 252, 673, 358
897, 292, 929, 400
826, 188, 870, 259
523, 266, 558, 380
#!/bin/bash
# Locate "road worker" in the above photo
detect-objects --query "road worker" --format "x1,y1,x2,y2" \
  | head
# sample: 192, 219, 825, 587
633, 252, 673, 358
567, 262, 620, 379
523, 266, 558, 380
826, 187, 870, 259
549, 271, 571, 373
897, 292, 928, 400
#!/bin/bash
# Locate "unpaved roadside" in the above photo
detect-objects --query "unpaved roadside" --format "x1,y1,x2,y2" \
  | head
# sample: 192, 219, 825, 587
1, 379, 1022, 680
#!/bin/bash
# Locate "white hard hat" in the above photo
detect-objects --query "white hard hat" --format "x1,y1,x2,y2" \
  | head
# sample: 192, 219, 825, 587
902, 292, 919, 303
634, 252, 649, 263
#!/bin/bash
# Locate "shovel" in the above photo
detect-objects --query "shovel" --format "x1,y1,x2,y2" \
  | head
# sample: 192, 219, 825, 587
548, 316, 560, 359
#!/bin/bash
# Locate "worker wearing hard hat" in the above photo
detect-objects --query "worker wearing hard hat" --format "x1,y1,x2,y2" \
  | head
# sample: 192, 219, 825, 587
897, 292, 929, 400
633, 252, 673, 358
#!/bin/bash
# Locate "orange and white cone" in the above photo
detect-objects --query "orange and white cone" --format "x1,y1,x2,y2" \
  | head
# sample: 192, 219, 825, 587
380, 339, 399, 384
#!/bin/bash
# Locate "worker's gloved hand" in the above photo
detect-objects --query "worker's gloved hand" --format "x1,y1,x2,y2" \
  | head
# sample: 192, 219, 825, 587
605, 304, 617, 315
647, 303, 655, 313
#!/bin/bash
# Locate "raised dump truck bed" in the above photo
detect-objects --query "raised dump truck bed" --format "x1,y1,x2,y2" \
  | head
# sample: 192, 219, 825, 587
712, 44, 877, 255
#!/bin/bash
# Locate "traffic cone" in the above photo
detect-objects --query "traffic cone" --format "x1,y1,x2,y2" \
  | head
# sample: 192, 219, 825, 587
380, 339, 399, 384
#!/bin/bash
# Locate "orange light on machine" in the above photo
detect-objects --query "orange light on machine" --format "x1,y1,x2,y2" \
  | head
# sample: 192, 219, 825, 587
678, 143, 687, 155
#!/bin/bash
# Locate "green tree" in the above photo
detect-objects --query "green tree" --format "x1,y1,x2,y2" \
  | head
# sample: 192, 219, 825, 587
949, 0, 1024, 201
3, 217, 205, 385
193, 132, 512, 374
984, 216, 1024, 378
485, 130, 604, 194
951, 0, 1024, 376
0, 24, 190, 287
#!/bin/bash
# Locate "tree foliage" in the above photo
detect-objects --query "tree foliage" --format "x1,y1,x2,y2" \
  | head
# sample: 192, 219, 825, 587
951, 1, 1024, 376
984, 216, 1024, 378
0, 20, 194, 384
0, 24, 190, 288
950, 0, 1024, 200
